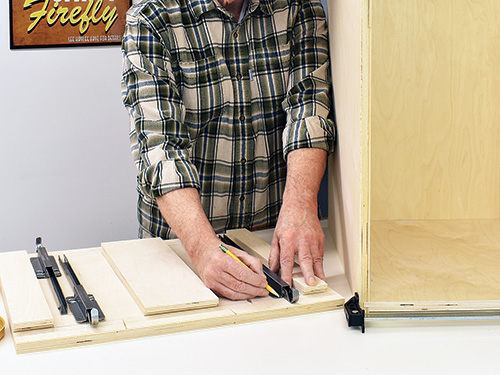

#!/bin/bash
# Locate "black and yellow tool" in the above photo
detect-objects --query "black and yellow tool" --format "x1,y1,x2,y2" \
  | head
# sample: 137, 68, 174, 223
219, 235, 300, 304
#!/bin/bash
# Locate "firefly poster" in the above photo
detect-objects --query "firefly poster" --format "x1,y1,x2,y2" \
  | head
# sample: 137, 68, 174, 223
10, 0, 132, 48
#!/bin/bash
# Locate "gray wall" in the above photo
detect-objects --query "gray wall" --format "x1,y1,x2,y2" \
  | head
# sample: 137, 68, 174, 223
0, 3, 138, 252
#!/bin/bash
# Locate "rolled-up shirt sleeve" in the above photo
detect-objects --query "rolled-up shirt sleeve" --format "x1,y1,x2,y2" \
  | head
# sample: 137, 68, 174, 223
281, 0, 335, 158
121, 14, 200, 199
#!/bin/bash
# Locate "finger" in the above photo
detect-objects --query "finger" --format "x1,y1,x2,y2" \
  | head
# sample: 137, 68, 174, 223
311, 245, 326, 282
231, 248, 266, 279
269, 236, 280, 273
223, 260, 268, 295
278, 240, 295, 286
210, 280, 258, 300
297, 245, 316, 286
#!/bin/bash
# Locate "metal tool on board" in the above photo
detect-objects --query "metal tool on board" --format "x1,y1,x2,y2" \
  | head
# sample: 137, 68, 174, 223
30, 237, 68, 315
58, 255, 105, 326
219, 234, 300, 304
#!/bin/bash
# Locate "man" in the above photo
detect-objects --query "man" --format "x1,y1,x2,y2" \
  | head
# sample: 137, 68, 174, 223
121, 0, 335, 300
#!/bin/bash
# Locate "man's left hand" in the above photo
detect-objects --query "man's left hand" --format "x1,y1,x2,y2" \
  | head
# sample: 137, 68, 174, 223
268, 148, 328, 286
269, 200, 325, 287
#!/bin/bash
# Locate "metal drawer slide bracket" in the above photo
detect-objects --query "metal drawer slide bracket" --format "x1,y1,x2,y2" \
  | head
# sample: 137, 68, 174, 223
30, 237, 68, 315
59, 255, 105, 326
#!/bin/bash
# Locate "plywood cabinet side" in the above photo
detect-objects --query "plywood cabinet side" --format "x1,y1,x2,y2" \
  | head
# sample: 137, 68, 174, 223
369, 0, 500, 221
328, 0, 371, 304
366, 0, 500, 315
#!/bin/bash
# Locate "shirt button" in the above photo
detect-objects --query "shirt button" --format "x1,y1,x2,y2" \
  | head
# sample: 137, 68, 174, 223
240, 158, 247, 164
236, 73, 242, 80
233, 32, 238, 39
239, 195, 245, 201
239, 115, 245, 122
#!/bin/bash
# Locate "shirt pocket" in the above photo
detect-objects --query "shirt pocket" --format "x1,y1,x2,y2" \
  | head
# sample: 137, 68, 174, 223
251, 42, 291, 106
250, 42, 291, 134
178, 53, 228, 133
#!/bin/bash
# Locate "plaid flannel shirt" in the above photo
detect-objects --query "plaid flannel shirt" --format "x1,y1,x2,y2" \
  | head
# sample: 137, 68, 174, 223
121, 0, 335, 239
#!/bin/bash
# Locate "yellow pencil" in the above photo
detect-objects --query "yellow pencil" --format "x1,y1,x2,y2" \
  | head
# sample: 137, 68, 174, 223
219, 244, 280, 297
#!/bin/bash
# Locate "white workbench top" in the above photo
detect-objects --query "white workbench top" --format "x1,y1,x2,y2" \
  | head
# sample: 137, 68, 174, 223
2, 303, 500, 374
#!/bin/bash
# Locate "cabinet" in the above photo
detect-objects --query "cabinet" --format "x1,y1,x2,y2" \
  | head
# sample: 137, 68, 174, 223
328, 0, 500, 317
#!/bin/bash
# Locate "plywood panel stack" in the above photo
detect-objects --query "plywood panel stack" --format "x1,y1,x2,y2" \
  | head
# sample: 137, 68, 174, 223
0, 231, 344, 353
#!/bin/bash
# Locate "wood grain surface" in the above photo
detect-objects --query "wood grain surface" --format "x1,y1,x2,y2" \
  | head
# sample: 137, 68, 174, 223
102, 238, 218, 315
370, 220, 500, 307
0, 251, 53, 332
328, 0, 370, 303
370, 0, 500, 221
328, 0, 500, 316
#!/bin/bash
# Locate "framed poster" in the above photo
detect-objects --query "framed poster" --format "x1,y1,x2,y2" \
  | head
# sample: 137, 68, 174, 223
10, 0, 132, 49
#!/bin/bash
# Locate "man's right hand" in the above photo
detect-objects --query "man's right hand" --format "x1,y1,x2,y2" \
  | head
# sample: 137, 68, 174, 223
191, 238, 269, 300
156, 188, 268, 300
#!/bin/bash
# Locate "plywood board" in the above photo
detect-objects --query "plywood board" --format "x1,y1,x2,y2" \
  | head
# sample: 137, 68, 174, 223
223, 288, 344, 322
328, 0, 370, 303
101, 238, 218, 315
370, 0, 500, 221
225, 229, 328, 294
1, 239, 343, 354
368, 219, 500, 314
122, 289, 345, 337
0, 251, 53, 332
